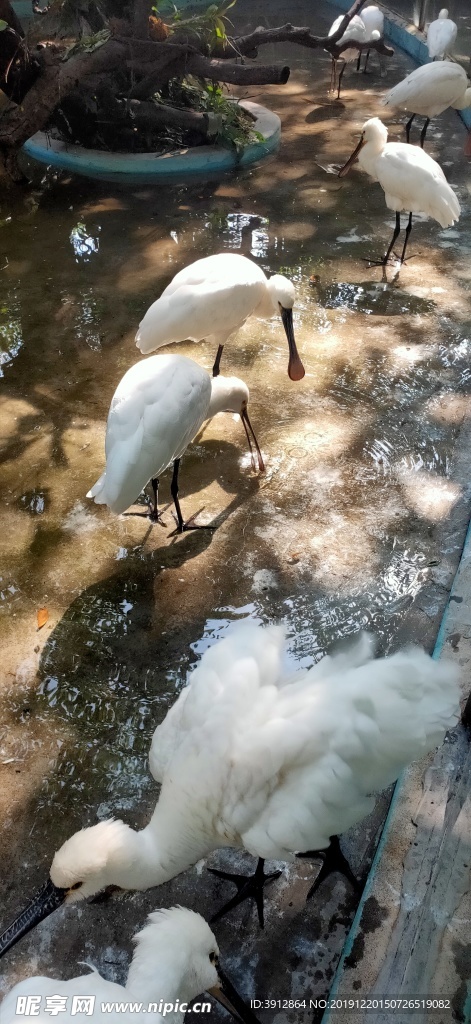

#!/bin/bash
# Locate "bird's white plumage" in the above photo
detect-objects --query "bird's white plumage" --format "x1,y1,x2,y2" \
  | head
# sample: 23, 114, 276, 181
0, 908, 219, 1024
361, 5, 384, 39
87, 356, 211, 514
427, 9, 457, 59
135, 253, 294, 356
48, 623, 459, 899
328, 14, 367, 62
383, 61, 471, 118
354, 117, 460, 227
86, 355, 252, 516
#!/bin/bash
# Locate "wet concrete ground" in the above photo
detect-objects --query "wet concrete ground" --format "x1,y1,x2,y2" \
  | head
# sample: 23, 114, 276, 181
1, 0, 471, 1017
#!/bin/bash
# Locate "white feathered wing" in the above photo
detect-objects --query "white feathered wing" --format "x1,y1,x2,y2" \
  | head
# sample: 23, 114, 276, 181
87, 355, 211, 515
151, 623, 460, 860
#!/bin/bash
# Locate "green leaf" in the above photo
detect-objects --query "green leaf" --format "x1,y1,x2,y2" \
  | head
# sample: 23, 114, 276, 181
0, 19, 8, 30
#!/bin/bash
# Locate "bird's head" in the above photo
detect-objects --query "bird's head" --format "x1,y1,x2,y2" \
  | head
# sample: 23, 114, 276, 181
266, 274, 304, 382
129, 908, 260, 1024
438, 8, 449, 18
338, 117, 387, 177
208, 377, 264, 472
0, 820, 133, 958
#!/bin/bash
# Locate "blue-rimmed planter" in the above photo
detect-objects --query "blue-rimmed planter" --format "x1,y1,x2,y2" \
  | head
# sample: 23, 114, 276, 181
22, 100, 281, 184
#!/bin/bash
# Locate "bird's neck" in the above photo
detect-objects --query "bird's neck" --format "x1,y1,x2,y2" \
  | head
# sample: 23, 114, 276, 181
107, 798, 220, 892
451, 87, 471, 111
125, 954, 195, 1024
358, 140, 384, 178
254, 285, 276, 319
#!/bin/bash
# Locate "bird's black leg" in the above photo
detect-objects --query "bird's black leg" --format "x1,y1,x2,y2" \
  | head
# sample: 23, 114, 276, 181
169, 459, 216, 535
363, 212, 401, 275
209, 858, 282, 929
399, 212, 413, 264
363, 48, 370, 73
212, 344, 224, 378
405, 113, 415, 144
384, 211, 402, 265
148, 478, 167, 526
356, 51, 362, 72
297, 835, 362, 900
337, 62, 346, 99
419, 117, 430, 149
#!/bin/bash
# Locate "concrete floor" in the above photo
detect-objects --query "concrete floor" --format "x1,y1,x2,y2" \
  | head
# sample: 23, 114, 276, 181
1, 0, 471, 1018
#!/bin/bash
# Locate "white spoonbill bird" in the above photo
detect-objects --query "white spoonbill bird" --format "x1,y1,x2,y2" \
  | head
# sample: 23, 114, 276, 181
383, 61, 471, 147
0, 907, 259, 1024
135, 253, 304, 382
0, 624, 459, 948
86, 354, 264, 532
339, 117, 460, 276
327, 14, 368, 97
356, 6, 384, 73
427, 9, 457, 59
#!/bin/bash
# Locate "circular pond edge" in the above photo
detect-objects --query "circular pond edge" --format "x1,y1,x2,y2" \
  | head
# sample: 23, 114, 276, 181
22, 100, 281, 184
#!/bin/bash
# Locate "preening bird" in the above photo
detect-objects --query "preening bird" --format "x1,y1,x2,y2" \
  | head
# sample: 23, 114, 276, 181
135, 253, 305, 382
327, 14, 368, 97
0, 907, 259, 1024
356, 5, 384, 73
339, 117, 460, 276
383, 61, 471, 147
0, 623, 459, 949
427, 9, 457, 60
86, 354, 264, 532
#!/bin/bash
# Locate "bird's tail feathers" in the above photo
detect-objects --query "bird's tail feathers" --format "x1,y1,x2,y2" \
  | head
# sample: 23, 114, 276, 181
86, 472, 108, 504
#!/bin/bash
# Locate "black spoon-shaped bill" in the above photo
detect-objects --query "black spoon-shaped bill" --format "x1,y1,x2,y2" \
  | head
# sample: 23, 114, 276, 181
0, 878, 68, 958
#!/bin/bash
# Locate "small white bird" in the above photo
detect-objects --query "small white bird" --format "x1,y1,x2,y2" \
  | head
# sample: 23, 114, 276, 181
0, 907, 258, 1024
135, 253, 304, 382
356, 5, 384, 73
0, 624, 458, 949
427, 8, 457, 60
339, 116, 460, 276
328, 14, 368, 97
86, 354, 264, 531
383, 61, 471, 147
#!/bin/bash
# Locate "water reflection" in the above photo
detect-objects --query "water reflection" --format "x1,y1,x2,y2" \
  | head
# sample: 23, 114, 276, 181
0, 291, 22, 375
69, 222, 100, 262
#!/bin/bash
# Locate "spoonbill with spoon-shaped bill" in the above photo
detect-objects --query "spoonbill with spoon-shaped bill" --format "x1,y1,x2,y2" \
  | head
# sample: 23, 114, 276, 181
135, 253, 304, 382
0, 623, 459, 946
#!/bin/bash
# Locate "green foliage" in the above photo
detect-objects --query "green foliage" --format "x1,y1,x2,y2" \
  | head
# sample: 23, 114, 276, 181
162, 77, 264, 152
151, 0, 237, 50
0, 20, 8, 30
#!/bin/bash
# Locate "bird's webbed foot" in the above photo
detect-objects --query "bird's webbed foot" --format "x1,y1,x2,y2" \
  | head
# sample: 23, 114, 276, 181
297, 835, 363, 899
361, 255, 397, 268
168, 507, 217, 536
209, 858, 282, 929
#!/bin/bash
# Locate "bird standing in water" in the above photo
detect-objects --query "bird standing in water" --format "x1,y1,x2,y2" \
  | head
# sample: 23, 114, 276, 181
0, 624, 458, 948
339, 117, 460, 277
135, 253, 304, 382
87, 354, 264, 532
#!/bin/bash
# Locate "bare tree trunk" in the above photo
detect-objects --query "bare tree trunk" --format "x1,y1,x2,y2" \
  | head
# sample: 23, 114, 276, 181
133, 0, 151, 39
